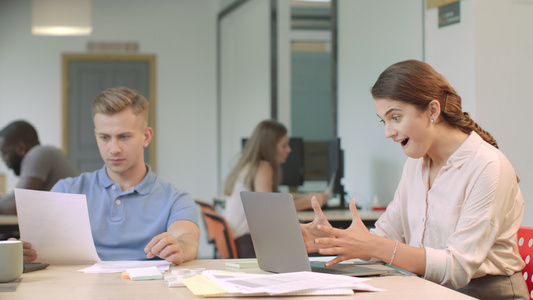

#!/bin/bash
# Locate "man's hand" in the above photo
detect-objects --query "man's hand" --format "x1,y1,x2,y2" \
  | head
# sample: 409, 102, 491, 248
8, 238, 37, 262
144, 232, 186, 265
144, 220, 199, 265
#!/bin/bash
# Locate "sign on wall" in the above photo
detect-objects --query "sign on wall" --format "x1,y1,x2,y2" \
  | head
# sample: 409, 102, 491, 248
438, 1, 460, 28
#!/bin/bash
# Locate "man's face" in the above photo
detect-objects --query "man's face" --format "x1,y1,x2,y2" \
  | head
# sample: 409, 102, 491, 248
0, 137, 23, 176
93, 107, 152, 181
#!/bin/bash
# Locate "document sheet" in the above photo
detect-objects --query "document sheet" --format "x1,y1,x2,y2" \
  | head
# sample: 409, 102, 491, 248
182, 270, 384, 297
78, 261, 172, 273
15, 188, 101, 264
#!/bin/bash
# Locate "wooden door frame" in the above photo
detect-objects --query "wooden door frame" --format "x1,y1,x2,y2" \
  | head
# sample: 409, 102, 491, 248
61, 54, 157, 171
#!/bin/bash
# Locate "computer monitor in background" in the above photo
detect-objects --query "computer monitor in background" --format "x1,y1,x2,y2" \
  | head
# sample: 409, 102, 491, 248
326, 137, 346, 208
280, 137, 304, 189
241, 137, 305, 190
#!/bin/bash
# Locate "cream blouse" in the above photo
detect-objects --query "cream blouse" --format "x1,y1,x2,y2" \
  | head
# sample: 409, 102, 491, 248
371, 132, 525, 289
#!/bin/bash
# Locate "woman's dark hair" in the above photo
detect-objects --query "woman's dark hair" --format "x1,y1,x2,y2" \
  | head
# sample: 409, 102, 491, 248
371, 60, 498, 148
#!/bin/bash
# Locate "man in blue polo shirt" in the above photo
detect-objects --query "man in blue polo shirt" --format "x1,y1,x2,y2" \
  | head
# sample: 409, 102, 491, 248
23, 87, 199, 264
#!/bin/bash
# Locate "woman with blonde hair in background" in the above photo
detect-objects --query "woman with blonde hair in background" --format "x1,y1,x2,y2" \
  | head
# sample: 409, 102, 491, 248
224, 120, 328, 258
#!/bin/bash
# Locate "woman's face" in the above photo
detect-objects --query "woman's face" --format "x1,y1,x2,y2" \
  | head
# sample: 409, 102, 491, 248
374, 98, 433, 159
276, 134, 291, 163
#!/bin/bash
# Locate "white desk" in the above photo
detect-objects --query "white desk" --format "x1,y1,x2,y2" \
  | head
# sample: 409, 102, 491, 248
297, 208, 384, 228
3, 259, 475, 299
214, 195, 384, 228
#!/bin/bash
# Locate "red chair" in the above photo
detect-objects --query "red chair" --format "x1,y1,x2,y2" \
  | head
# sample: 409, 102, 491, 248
194, 198, 216, 212
518, 226, 533, 299
202, 209, 238, 259
194, 199, 217, 257
194, 199, 238, 259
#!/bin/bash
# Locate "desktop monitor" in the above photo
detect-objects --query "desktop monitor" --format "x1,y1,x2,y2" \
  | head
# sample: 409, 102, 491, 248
241, 137, 305, 188
326, 137, 346, 207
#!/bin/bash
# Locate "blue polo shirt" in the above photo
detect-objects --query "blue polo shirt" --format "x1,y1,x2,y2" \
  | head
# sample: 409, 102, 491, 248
51, 164, 198, 261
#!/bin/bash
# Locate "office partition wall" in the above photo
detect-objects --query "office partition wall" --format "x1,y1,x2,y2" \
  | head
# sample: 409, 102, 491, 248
218, 0, 273, 192
337, 0, 423, 207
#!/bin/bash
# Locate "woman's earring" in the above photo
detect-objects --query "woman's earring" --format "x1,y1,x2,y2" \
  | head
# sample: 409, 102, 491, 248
430, 119, 434, 124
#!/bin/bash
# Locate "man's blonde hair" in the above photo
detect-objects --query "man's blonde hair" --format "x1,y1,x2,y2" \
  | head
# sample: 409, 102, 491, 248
91, 87, 149, 126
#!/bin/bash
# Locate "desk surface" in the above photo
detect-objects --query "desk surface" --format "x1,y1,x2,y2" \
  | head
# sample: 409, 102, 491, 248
213, 194, 384, 224
297, 208, 384, 223
4, 259, 474, 300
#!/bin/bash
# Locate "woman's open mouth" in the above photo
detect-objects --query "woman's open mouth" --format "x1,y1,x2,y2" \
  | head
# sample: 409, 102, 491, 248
401, 138, 409, 147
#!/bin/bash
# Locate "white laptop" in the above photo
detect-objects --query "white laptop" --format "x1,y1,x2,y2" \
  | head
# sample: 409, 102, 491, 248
240, 191, 392, 276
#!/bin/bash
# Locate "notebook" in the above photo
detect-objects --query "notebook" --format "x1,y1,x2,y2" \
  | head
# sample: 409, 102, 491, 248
240, 191, 392, 276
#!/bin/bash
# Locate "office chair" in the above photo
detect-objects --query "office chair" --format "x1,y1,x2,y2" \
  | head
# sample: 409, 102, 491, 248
194, 199, 218, 257
518, 226, 533, 299
194, 198, 216, 212
202, 209, 238, 259
213, 195, 227, 212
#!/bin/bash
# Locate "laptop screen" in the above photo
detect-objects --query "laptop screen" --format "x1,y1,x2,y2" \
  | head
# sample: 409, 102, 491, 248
240, 191, 312, 273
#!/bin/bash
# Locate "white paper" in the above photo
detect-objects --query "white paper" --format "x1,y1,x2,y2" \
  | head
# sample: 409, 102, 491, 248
78, 260, 171, 273
14, 188, 101, 264
204, 271, 384, 295
126, 266, 163, 280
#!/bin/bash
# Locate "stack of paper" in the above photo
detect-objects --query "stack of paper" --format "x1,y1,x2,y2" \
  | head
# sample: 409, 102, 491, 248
224, 261, 258, 269
126, 266, 163, 281
78, 260, 172, 273
182, 270, 384, 297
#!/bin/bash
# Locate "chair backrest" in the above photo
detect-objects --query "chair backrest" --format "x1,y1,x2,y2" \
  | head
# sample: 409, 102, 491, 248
194, 198, 216, 212
202, 209, 238, 259
194, 199, 216, 242
518, 226, 533, 299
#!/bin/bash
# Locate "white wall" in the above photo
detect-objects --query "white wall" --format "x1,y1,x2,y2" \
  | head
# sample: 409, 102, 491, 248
475, 0, 533, 226
0, 0, 219, 257
339, 0, 533, 225
424, 0, 533, 226
219, 0, 271, 192
425, 0, 476, 116
277, 0, 292, 131
337, 0, 424, 207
